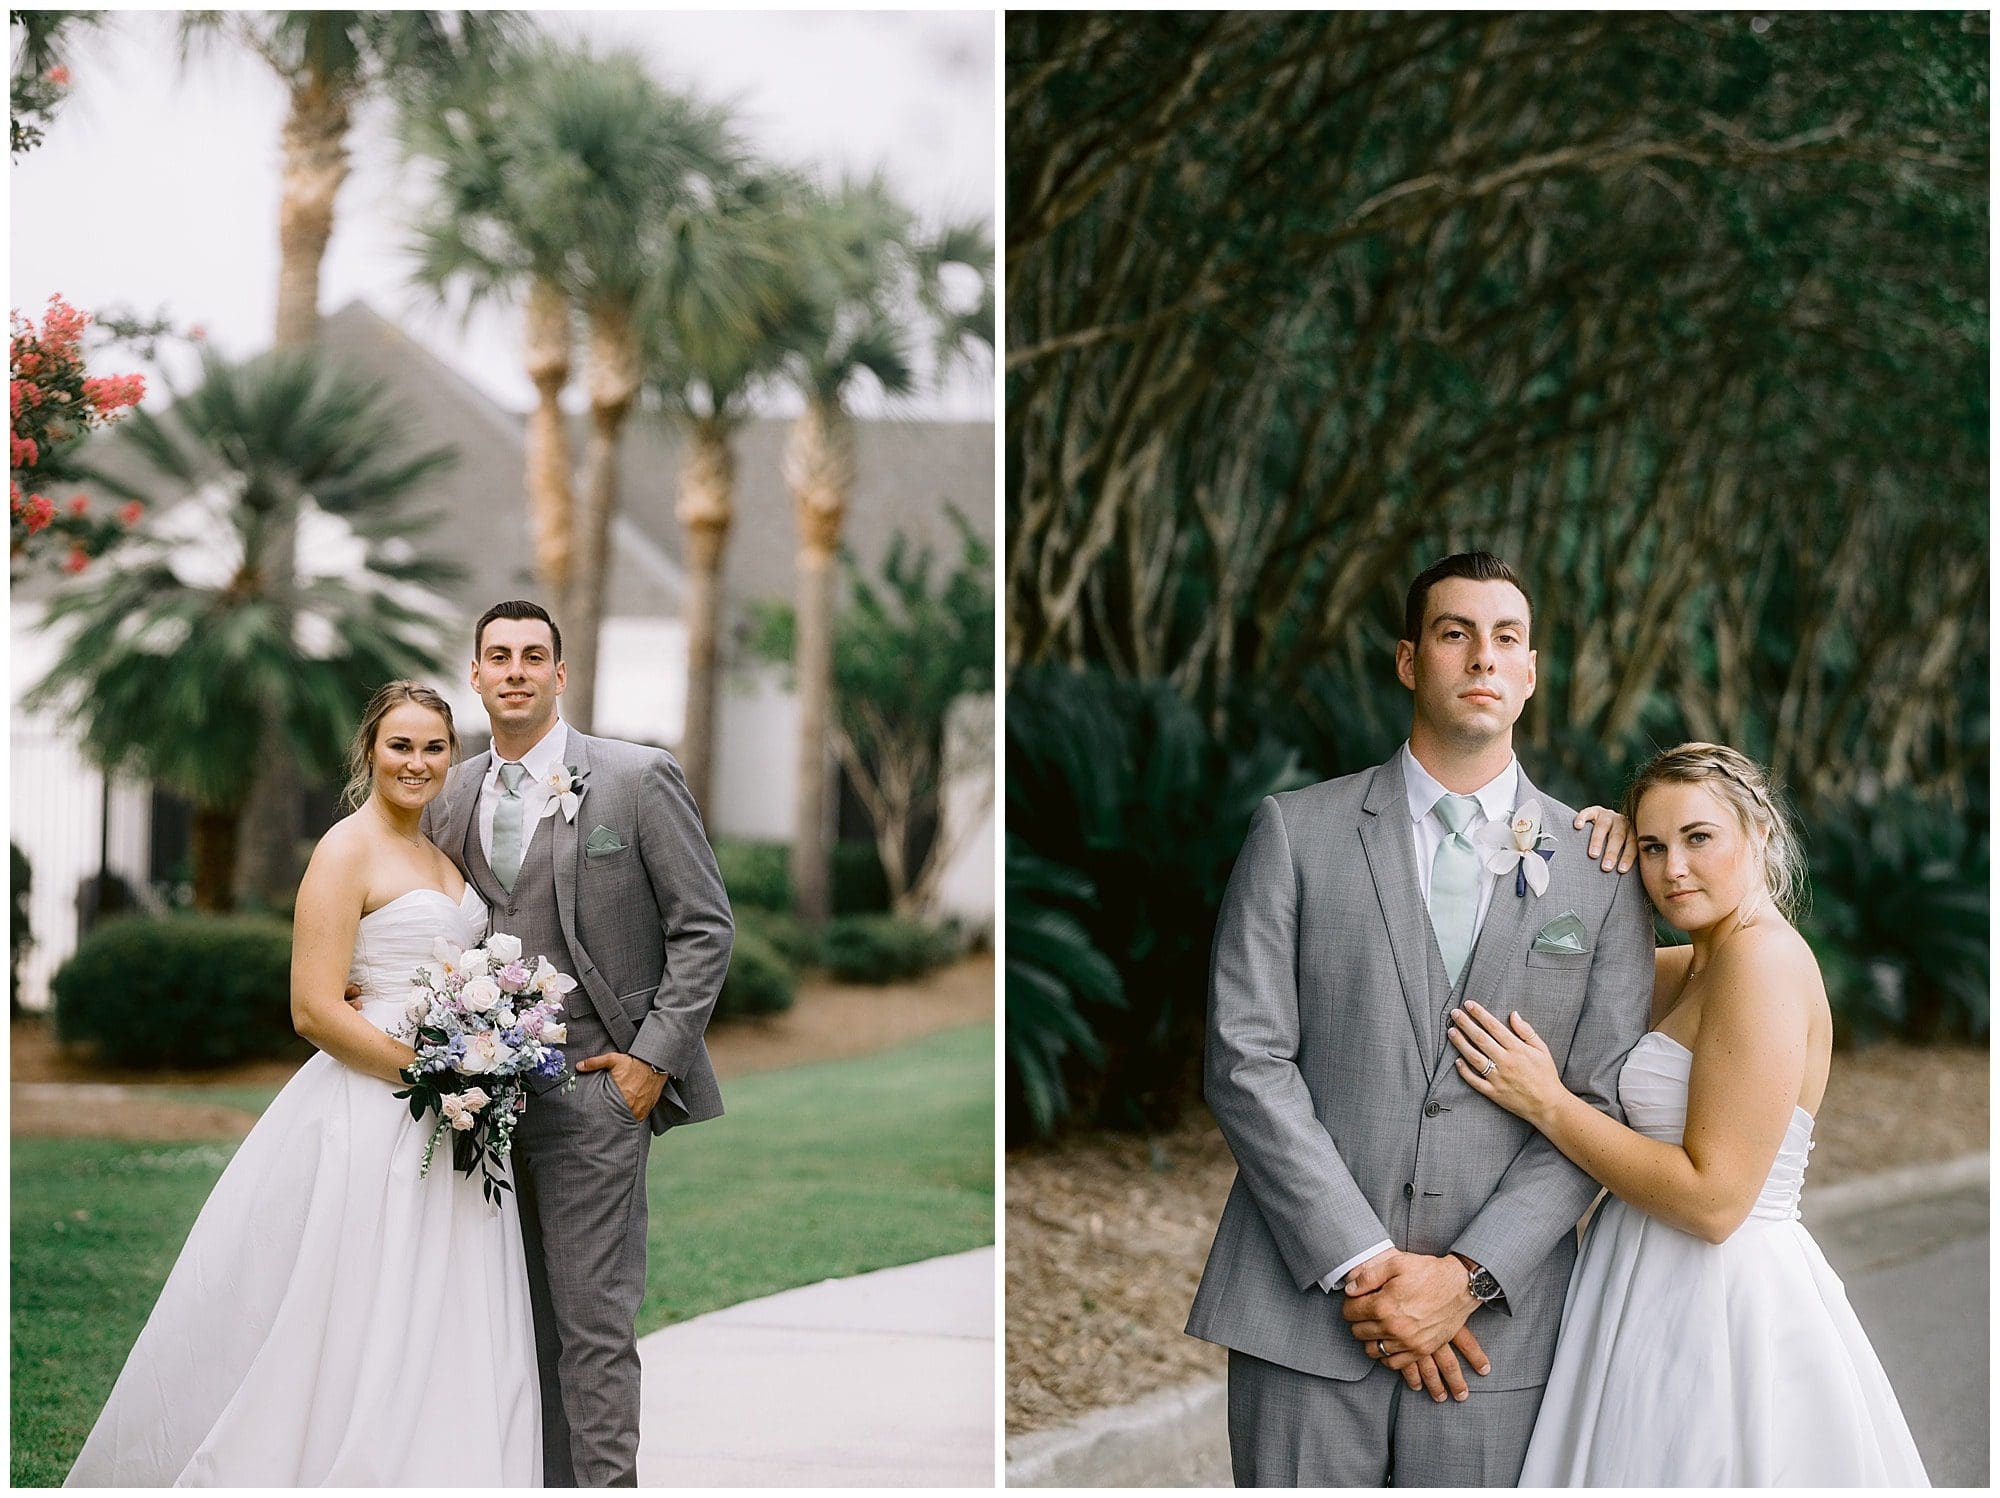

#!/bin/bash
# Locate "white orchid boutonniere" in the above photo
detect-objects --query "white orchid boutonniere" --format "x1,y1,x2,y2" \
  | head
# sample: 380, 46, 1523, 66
539, 765, 590, 823
1474, 798, 1558, 897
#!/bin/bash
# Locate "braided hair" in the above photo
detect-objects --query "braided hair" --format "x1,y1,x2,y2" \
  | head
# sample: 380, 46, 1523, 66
1620, 743, 1807, 922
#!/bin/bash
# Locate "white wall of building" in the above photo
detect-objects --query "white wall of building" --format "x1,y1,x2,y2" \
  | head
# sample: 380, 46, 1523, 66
10, 602, 154, 1012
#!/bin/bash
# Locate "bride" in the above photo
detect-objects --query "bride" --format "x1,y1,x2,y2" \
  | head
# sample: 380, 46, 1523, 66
66, 682, 541, 1486
1443, 742, 1927, 1486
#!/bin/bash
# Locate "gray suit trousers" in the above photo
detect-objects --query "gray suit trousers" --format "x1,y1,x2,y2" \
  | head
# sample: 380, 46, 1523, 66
1228, 1351, 1543, 1487
513, 1068, 654, 1487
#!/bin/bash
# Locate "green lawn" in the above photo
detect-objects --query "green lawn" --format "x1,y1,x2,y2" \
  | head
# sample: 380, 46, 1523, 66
11, 1023, 993, 1487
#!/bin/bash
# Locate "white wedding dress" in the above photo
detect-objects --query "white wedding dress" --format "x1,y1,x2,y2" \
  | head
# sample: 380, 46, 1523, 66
65, 886, 541, 1487
1519, 1031, 1928, 1486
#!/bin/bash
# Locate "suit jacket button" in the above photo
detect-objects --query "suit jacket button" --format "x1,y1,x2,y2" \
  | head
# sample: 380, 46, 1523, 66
1403, 1182, 1414, 1200
1424, 1100, 1442, 1117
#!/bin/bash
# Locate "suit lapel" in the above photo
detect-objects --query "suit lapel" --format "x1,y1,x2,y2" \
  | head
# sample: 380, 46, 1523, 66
550, 731, 590, 955
1449, 767, 1544, 1049
443, 752, 490, 876
1357, 757, 1435, 1059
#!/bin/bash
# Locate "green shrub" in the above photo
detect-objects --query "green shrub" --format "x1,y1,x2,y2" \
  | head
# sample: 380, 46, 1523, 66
1006, 841, 1124, 1142
1007, 666, 1307, 1133
715, 924, 795, 1018
714, 839, 789, 912
713, 839, 891, 916
52, 915, 303, 1068
817, 914, 958, 984
738, 907, 819, 969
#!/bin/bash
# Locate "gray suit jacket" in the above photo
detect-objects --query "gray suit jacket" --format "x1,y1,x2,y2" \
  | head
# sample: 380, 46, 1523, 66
1185, 752, 1651, 1390
422, 728, 734, 1134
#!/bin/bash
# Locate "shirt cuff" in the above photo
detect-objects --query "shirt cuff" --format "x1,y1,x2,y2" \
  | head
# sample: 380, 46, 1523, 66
1318, 1238, 1395, 1293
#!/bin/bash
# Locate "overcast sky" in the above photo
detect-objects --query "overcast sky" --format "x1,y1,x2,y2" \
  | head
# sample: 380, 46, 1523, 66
10, 8, 996, 419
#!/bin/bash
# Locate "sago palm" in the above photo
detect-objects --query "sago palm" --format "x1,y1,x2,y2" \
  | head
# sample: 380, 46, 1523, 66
179, 8, 520, 906
24, 348, 459, 912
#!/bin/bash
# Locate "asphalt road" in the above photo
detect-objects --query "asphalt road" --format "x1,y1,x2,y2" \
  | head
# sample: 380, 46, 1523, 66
1815, 1185, 1988, 1489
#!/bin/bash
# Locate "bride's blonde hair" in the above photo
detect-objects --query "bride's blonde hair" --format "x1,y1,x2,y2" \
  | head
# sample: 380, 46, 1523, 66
340, 681, 459, 812
1621, 743, 1806, 922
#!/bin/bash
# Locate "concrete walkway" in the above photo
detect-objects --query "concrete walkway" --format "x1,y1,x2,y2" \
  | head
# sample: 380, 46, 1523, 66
637, 1246, 995, 1487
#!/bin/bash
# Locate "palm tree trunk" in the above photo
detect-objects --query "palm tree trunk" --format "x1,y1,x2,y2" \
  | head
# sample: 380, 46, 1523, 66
524, 275, 575, 600
565, 304, 641, 732
192, 805, 242, 914
783, 396, 854, 927
676, 416, 734, 812
273, 77, 350, 350
238, 74, 352, 910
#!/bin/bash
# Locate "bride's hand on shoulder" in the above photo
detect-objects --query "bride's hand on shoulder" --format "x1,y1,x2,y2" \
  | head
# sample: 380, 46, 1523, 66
1450, 1001, 1564, 1126
1573, 805, 1636, 873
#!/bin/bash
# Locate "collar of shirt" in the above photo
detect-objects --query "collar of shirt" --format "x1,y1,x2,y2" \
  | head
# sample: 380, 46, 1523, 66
1400, 741, 1519, 829
486, 717, 570, 795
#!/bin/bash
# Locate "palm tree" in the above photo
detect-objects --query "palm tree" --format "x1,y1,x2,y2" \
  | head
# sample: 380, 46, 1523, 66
781, 177, 994, 923
180, 9, 518, 907
24, 349, 459, 911
405, 42, 741, 731
643, 170, 811, 811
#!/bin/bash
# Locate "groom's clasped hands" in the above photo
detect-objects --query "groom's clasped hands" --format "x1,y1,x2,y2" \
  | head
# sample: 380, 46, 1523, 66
1342, 1249, 1493, 1404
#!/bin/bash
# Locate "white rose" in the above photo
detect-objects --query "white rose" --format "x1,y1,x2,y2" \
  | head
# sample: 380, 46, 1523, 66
460, 1086, 490, 1112
486, 932, 523, 966
461, 977, 501, 1014
497, 1009, 516, 1029
459, 947, 492, 978
459, 1033, 499, 1074
542, 1023, 567, 1044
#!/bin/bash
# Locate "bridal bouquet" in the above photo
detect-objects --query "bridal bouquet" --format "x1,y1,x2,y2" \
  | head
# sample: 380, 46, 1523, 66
394, 931, 577, 1203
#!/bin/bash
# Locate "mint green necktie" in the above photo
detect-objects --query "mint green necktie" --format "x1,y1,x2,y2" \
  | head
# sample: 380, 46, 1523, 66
493, 762, 528, 893
1431, 793, 1483, 987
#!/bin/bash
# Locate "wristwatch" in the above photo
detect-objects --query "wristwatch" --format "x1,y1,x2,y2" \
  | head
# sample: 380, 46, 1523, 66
1464, 1261, 1504, 1305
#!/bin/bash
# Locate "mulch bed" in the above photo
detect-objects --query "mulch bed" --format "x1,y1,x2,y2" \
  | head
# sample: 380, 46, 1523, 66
1004, 1040, 1989, 1435
11, 953, 993, 1141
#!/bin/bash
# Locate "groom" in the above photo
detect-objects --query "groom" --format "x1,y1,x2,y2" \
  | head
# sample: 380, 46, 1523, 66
1185, 552, 1651, 1486
425, 599, 734, 1487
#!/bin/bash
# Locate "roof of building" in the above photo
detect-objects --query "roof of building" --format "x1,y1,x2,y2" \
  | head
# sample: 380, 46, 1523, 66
25, 301, 995, 652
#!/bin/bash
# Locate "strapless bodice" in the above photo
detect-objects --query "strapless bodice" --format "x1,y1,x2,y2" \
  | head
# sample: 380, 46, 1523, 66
347, 885, 488, 1032
1618, 1030, 1815, 1225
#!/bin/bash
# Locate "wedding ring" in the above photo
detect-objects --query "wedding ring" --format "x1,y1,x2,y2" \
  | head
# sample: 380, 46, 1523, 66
1481, 1060, 1496, 1079
1376, 1339, 1389, 1358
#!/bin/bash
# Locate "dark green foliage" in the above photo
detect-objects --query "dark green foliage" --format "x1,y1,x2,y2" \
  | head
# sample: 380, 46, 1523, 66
10, 843, 31, 1015
52, 916, 305, 1068
1005, 841, 1123, 1142
712, 838, 889, 917
816, 914, 957, 985
1006, 666, 1308, 1133
735, 906, 818, 970
714, 922, 794, 1019
1800, 793, 1989, 1044
714, 839, 789, 911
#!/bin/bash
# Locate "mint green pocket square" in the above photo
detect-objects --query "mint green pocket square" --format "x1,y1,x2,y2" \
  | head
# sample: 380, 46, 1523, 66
584, 824, 627, 856
1532, 910, 1589, 954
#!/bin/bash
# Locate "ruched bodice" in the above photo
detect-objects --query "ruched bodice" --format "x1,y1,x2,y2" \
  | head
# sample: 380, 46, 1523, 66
1619, 1030, 1814, 1225
347, 885, 487, 1032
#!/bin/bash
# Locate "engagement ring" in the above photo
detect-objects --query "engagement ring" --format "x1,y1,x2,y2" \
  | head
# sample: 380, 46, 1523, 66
1481, 1060, 1496, 1078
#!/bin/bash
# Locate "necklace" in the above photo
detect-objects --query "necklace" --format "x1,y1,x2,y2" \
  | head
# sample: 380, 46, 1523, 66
371, 800, 426, 849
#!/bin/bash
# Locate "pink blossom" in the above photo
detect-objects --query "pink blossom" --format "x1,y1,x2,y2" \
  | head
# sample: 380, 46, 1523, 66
61, 545, 88, 574
45, 66, 69, 86
69, 493, 88, 517
119, 500, 144, 525
10, 434, 37, 468
82, 373, 145, 414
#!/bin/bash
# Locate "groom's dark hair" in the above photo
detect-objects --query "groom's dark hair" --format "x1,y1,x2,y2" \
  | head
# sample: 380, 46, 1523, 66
1402, 552, 1532, 644
475, 599, 564, 662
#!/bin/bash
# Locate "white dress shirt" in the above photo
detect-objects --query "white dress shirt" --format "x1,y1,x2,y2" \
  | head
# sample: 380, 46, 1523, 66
1319, 743, 1522, 1293
478, 718, 571, 867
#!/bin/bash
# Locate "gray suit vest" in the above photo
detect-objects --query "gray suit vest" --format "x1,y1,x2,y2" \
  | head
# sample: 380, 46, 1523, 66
463, 805, 614, 1080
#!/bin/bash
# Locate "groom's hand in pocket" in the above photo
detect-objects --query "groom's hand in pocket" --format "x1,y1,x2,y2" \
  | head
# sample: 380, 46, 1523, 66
576, 1051, 666, 1120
